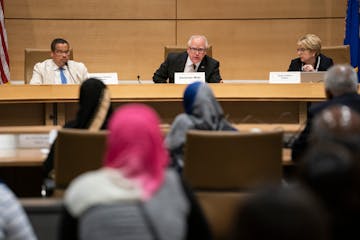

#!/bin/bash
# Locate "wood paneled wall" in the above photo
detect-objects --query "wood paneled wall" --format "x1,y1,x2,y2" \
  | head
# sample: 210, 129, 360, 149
5, 0, 346, 81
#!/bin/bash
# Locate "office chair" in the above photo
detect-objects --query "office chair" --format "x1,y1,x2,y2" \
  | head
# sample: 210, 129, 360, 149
321, 45, 350, 65
183, 130, 283, 190
183, 130, 283, 240
54, 129, 107, 190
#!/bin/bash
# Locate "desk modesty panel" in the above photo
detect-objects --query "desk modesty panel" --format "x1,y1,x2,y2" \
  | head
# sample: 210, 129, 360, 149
0, 84, 327, 126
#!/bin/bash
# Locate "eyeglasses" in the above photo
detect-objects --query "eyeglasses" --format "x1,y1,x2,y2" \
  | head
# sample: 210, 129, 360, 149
189, 47, 206, 53
54, 49, 70, 55
296, 48, 309, 52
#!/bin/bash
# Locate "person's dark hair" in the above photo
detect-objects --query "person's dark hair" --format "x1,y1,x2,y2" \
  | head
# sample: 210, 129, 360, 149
51, 38, 69, 52
298, 143, 360, 240
74, 78, 112, 129
232, 185, 329, 240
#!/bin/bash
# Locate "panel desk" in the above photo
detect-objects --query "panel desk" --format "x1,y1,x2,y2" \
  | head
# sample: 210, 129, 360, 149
0, 83, 326, 126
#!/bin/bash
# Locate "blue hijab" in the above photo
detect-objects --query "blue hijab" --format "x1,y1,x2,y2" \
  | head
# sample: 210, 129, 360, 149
183, 81, 202, 114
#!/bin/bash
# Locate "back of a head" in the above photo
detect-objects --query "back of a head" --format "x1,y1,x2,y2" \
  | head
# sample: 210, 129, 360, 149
232, 186, 329, 240
311, 105, 360, 156
104, 104, 169, 200
183, 82, 226, 129
299, 143, 356, 201
324, 64, 358, 97
299, 143, 360, 239
75, 78, 111, 129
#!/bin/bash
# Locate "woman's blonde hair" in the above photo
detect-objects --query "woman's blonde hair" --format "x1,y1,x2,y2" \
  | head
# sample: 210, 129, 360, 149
297, 34, 322, 56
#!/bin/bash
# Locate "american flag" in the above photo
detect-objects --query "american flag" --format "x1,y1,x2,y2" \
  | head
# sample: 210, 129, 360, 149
0, 0, 9, 84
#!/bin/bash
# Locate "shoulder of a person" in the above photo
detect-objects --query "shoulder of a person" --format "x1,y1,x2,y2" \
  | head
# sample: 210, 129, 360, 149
204, 55, 219, 65
168, 51, 187, 61
309, 102, 329, 116
290, 57, 301, 63
34, 59, 52, 68
172, 113, 195, 127
0, 183, 15, 203
164, 169, 181, 185
68, 60, 86, 67
319, 53, 333, 63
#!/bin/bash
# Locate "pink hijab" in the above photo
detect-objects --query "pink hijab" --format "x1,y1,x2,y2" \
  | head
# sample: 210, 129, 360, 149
104, 104, 169, 200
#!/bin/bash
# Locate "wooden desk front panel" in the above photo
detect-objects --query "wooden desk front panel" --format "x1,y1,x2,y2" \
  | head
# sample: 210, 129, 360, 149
0, 103, 48, 126
0, 84, 326, 126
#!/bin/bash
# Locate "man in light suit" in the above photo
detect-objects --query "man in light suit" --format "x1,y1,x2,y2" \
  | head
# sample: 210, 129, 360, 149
30, 38, 88, 84
153, 35, 222, 83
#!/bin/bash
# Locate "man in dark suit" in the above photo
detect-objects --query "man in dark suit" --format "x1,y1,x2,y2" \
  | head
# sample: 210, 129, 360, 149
291, 64, 360, 161
153, 35, 222, 83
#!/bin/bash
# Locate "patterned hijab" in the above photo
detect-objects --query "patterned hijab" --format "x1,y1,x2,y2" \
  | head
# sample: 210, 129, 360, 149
71, 78, 112, 130
104, 104, 169, 200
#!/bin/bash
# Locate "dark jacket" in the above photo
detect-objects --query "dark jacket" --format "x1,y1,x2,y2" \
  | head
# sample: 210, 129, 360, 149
288, 54, 334, 72
291, 93, 360, 161
153, 52, 222, 83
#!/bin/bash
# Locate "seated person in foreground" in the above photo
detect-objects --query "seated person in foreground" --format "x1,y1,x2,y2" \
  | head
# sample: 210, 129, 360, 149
298, 143, 360, 240
166, 81, 237, 171
0, 180, 37, 239
59, 104, 212, 240
291, 64, 360, 161
232, 185, 330, 240
30, 38, 88, 84
288, 34, 333, 72
43, 78, 112, 184
153, 35, 222, 83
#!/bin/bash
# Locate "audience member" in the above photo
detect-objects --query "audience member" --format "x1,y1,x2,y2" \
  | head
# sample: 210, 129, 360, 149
288, 34, 333, 72
232, 185, 329, 240
291, 64, 360, 161
311, 105, 360, 156
0, 180, 37, 240
298, 143, 360, 240
153, 35, 222, 83
166, 81, 237, 171
42, 78, 112, 189
30, 38, 88, 84
59, 104, 211, 240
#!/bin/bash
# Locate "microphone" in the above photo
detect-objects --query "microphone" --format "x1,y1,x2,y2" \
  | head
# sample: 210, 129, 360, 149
137, 75, 142, 84
65, 62, 75, 82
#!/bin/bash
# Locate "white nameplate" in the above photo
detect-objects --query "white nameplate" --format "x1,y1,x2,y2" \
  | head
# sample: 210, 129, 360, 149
174, 72, 205, 84
269, 72, 301, 84
88, 72, 118, 84
17, 134, 50, 148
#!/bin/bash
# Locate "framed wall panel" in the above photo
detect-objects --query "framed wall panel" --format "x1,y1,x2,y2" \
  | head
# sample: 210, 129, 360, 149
177, 0, 346, 19
5, 0, 176, 19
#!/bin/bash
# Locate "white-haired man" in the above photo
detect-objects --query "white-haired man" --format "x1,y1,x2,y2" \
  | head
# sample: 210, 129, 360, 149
153, 35, 222, 83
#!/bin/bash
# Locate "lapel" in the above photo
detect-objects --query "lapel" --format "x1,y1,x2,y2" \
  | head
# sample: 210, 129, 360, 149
174, 52, 188, 72
197, 56, 207, 73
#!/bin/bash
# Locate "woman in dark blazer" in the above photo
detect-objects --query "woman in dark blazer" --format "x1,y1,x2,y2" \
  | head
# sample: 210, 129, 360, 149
288, 34, 333, 72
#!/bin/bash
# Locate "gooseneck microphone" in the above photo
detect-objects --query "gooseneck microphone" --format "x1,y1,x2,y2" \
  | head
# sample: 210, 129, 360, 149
137, 75, 142, 84
65, 62, 75, 82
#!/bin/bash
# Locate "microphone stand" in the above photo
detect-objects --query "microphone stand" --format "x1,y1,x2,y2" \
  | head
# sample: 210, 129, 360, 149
65, 62, 76, 82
